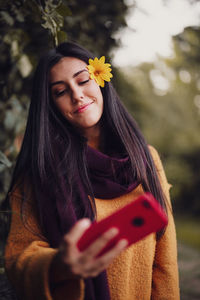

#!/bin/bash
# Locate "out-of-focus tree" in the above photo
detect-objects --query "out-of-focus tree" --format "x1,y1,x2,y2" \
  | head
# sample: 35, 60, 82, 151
164, 26, 200, 215
121, 26, 200, 216
0, 0, 134, 202
0, 0, 72, 204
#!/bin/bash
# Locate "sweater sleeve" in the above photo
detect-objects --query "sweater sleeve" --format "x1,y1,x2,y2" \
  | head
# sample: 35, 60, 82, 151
4, 187, 84, 300
149, 146, 180, 300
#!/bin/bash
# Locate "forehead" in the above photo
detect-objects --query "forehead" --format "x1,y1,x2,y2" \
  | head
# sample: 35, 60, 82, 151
49, 57, 88, 82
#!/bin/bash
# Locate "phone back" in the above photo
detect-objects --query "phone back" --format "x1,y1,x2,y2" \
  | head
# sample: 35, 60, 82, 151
77, 193, 168, 256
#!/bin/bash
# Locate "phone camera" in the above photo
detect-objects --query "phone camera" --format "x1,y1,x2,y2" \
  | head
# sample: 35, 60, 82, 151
132, 217, 144, 227
142, 200, 151, 209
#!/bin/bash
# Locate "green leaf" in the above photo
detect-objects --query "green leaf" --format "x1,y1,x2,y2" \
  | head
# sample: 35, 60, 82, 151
0, 151, 12, 169
56, 3, 72, 17
0, 11, 14, 26
57, 30, 67, 44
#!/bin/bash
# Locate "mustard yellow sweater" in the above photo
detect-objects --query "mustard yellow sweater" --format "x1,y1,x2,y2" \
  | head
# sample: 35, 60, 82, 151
5, 146, 180, 300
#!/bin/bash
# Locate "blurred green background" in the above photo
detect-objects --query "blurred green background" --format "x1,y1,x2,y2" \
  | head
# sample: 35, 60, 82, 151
0, 0, 200, 299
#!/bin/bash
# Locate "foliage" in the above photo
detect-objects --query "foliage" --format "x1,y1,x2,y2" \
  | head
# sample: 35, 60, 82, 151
165, 26, 200, 215
0, 0, 133, 204
175, 216, 200, 251
121, 26, 200, 216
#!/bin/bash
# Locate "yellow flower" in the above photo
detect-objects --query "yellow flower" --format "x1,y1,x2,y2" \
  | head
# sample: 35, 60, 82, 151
87, 56, 113, 87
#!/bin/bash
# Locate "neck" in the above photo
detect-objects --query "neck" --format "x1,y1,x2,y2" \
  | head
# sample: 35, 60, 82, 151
82, 125, 104, 151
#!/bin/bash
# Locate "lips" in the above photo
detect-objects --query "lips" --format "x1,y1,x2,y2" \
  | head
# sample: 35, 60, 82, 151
74, 102, 93, 114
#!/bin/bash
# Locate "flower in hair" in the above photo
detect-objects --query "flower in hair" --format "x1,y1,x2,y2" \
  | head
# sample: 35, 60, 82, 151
87, 56, 113, 87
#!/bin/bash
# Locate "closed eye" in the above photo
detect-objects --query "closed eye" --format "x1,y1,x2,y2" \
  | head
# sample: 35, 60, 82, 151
55, 89, 68, 97
53, 79, 89, 97
79, 79, 89, 85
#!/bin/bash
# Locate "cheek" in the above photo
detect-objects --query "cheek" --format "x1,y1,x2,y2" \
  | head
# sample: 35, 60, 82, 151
89, 80, 101, 93
99, 96, 104, 113
98, 91, 104, 111
88, 81, 103, 104
96, 90, 104, 115
54, 99, 72, 117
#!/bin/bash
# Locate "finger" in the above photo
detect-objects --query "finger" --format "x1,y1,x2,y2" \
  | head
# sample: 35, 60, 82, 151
60, 219, 92, 265
79, 239, 128, 278
97, 239, 128, 265
63, 218, 92, 246
82, 227, 119, 259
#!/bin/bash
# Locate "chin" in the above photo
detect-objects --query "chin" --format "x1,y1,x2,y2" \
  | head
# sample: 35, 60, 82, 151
80, 122, 99, 129
81, 116, 101, 127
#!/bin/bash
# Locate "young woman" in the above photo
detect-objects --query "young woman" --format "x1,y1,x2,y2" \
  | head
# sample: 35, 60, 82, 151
4, 42, 180, 300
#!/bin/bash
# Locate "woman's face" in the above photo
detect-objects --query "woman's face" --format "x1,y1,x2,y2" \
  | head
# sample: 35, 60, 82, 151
49, 57, 104, 134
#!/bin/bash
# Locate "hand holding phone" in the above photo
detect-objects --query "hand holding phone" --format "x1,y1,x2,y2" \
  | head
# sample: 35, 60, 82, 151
77, 193, 168, 257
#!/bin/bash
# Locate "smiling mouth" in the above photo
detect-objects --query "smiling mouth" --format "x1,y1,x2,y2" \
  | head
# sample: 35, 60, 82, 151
74, 102, 93, 114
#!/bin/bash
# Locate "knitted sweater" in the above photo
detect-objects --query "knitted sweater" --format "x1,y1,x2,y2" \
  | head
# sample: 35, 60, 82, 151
5, 146, 180, 300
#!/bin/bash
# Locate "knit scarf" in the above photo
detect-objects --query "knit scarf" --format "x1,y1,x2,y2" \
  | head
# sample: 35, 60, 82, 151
82, 146, 139, 300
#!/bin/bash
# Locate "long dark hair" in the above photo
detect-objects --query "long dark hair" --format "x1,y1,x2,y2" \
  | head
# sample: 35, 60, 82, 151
4, 42, 167, 245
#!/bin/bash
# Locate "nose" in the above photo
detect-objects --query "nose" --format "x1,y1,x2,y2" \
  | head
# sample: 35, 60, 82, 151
70, 86, 84, 103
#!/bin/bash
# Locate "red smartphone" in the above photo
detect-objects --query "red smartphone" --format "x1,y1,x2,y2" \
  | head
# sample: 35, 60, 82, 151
77, 193, 168, 257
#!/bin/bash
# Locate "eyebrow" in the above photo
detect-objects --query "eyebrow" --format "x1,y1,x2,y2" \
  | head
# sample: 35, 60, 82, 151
73, 69, 88, 78
50, 69, 88, 87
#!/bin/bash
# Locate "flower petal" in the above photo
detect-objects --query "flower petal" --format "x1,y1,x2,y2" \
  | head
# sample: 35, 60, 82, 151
88, 58, 94, 65
96, 76, 105, 87
87, 65, 95, 73
104, 63, 111, 68
90, 73, 95, 80
101, 73, 112, 81
94, 57, 99, 64
99, 56, 105, 64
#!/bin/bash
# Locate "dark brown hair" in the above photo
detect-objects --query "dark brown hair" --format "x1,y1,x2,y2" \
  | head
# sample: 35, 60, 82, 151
4, 42, 167, 245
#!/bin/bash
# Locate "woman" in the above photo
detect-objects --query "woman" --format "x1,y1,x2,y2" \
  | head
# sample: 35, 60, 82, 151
4, 42, 180, 300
